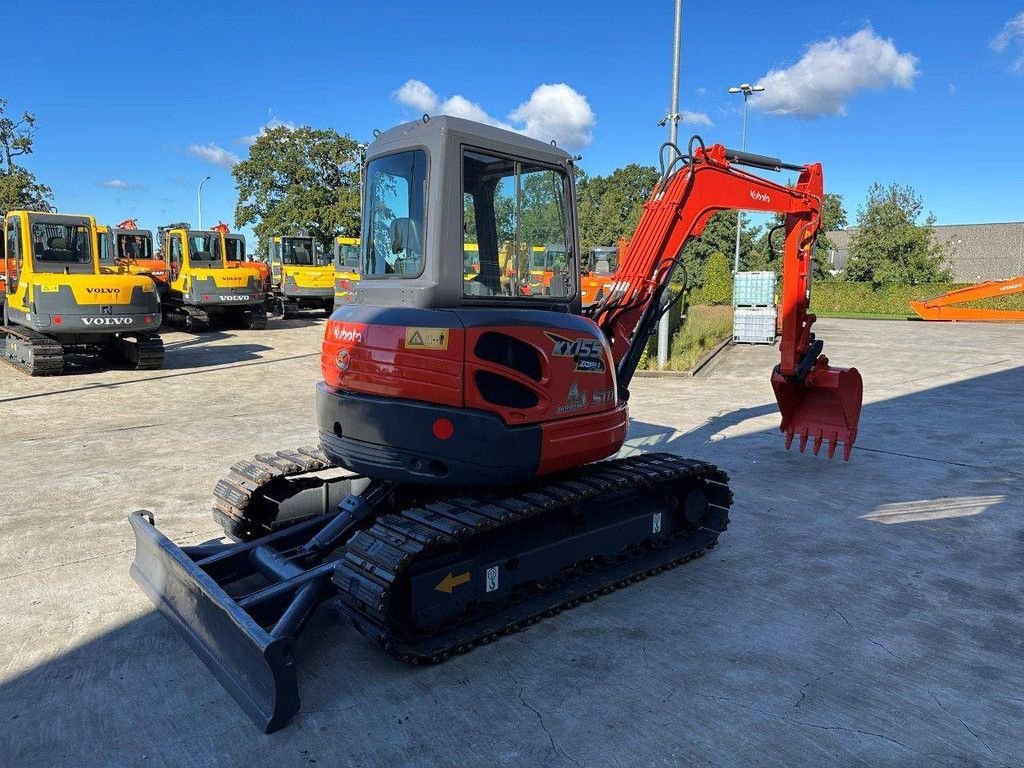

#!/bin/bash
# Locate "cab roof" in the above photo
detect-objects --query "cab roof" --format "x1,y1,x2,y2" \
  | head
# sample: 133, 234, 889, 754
368, 115, 574, 168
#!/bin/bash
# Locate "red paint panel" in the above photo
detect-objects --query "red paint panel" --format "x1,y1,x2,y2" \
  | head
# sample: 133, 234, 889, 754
537, 403, 629, 476
321, 320, 464, 408
463, 323, 617, 427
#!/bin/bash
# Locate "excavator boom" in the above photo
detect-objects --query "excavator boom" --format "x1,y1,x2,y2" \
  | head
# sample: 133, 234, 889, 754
593, 139, 862, 458
911, 276, 1024, 322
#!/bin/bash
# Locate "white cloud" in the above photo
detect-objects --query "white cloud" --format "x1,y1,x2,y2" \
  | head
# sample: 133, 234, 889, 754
187, 142, 240, 169
991, 11, 1024, 73
751, 29, 919, 118
239, 116, 298, 146
393, 79, 596, 149
98, 179, 145, 191
948, 82, 956, 95
679, 110, 713, 127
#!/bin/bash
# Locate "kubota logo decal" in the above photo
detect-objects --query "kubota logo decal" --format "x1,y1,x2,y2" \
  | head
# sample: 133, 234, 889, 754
750, 190, 771, 204
82, 316, 134, 326
545, 331, 606, 373
332, 326, 363, 343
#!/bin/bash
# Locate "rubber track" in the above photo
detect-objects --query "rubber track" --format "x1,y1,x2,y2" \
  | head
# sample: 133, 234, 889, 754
246, 305, 268, 330
126, 332, 165, 370
163, 304, 210, 333
1, 325, 64, 375
211, 446, 335, 540
330, 452, 731, 663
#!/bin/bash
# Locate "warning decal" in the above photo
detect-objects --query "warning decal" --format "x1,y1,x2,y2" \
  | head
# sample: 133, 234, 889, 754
404, 327, 449, 350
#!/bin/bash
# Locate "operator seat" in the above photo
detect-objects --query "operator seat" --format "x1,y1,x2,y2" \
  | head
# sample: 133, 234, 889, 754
390, 218, 421, 274
42, 236, 73, 262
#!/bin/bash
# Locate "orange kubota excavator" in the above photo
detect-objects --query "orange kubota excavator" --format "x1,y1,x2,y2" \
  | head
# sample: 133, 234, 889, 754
129, 117, 864, 732
910, 275, 1024, 322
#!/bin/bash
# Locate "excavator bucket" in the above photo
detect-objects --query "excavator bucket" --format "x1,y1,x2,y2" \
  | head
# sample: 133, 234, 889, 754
129, 511, 324, 732
771, 362, 863, 460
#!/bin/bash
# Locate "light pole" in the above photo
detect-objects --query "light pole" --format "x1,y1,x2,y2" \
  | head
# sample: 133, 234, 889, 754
356, 143, 367, 227
656, 0, 683, 370
197, 175, 211, 229
727, 83, 764, 276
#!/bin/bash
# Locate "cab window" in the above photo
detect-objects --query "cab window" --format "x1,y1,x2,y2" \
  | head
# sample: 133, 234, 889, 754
30, 221, 94, 274
362, 150, 426, 277
462, 149, 573, 300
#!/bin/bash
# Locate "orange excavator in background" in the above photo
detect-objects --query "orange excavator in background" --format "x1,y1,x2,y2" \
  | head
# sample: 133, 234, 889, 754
110, 219, 167, 283
130, 118, 864, 731
910, 275, 1024, 321
581, 242, 622, 306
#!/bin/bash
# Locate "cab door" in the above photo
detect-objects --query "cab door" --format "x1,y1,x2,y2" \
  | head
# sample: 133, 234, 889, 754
4, 215, 26, 316
269, 238, 283, 288
167, 232, 185, 289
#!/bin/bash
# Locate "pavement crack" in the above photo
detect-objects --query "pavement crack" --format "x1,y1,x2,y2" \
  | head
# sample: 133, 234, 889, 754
830, 605, 854, 630
507, 672, 581, 768
929, 691, 1008, 767
866, 638, 898, 659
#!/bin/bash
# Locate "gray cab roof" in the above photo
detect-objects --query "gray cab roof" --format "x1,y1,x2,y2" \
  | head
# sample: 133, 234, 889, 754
368, 115, 574, 167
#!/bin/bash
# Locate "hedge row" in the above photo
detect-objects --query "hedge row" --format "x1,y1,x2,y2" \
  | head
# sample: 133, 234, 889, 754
809, 281, 1024, 315
685, 281, 1024, 315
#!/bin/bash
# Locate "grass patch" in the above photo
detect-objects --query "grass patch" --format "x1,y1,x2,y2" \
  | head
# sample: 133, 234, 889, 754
661, 304, 733, 371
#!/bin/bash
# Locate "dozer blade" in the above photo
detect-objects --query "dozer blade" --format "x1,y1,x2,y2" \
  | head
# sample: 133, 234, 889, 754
771, 361, 863, 460
129, 511, 300, 732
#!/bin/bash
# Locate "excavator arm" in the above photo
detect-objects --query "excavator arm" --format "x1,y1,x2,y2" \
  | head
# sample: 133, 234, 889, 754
592, 138, 863, 459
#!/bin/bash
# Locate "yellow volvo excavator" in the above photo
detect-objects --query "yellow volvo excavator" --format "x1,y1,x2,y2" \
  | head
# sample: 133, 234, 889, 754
158, 223, 268, 332
267, 234, 335, 317
1, 211, 164, 374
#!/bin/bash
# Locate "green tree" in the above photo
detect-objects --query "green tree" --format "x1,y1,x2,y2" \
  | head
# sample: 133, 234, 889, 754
577, 164, 659, 251
233, 125, 361, 254
748, 191, 847, 279
845, 183, 952, 285
680, 210, 759, 287
0, 98, 52, 213
701, 251, 733, 304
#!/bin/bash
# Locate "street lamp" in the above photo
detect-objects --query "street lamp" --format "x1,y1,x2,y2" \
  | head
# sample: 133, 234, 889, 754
356, 143, 368, 226
197, 175, 211, 229
727, 83, 764, 276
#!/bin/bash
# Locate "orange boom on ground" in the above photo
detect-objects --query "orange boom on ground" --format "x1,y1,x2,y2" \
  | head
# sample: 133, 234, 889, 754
910, 275, 1024, 322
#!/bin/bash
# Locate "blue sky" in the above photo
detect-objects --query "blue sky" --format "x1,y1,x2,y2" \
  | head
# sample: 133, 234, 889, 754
4, 0, 1023, 249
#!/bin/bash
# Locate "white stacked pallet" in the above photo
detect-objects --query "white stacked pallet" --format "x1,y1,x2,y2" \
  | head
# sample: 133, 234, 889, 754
733, 271, 777, 344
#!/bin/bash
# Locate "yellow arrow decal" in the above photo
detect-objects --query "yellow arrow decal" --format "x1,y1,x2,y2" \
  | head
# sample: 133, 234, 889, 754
434, 571, 471, 594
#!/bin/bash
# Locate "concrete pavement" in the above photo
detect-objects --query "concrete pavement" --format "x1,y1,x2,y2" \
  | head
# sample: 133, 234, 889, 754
1, 317, 1021, 767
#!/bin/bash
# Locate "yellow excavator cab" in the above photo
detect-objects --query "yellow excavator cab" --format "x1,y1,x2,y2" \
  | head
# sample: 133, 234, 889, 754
332, 236, 361, 309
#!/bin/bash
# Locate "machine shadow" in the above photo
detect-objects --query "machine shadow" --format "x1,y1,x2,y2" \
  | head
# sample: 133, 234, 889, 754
162, 342, 276, 369
0, 365, 1021, 764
